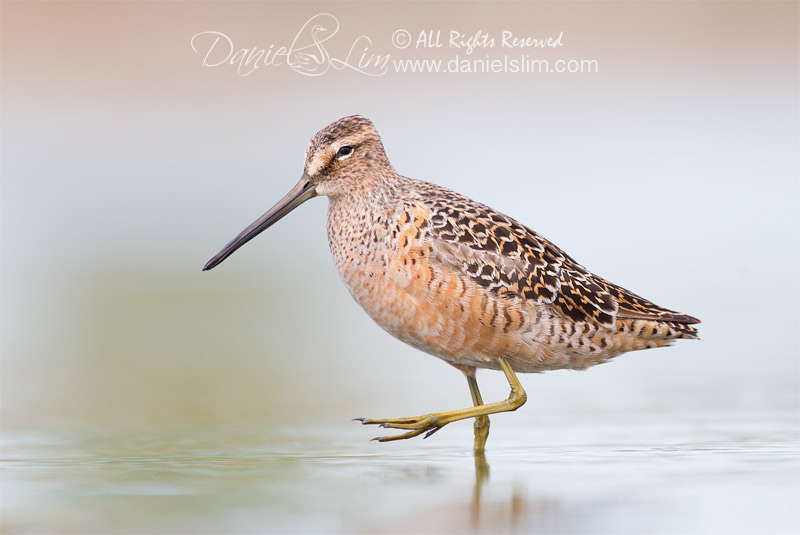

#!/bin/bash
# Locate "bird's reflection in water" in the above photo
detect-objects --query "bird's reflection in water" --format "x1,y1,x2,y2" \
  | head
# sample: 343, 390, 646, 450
471, 451, 490, 526
470, 451, 530, 531
356, 448, 537, 532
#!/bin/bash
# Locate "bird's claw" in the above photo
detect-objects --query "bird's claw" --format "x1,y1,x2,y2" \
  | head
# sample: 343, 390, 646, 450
355, 414, 445, 442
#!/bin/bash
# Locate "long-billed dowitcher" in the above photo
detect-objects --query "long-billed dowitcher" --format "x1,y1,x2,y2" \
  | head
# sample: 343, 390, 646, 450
204, 115, 699, 453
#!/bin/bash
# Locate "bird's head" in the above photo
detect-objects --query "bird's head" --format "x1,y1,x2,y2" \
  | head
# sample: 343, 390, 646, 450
203, 115, 390, 271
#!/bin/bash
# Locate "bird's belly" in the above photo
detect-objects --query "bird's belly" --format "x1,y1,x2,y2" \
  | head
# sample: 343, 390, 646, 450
339, 256, 518, 366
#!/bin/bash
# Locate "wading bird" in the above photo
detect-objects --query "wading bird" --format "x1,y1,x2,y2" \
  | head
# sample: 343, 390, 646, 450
203, 116, 699, 453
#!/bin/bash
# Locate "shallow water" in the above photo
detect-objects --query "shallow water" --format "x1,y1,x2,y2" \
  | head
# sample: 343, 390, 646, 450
3, 406, 798, 534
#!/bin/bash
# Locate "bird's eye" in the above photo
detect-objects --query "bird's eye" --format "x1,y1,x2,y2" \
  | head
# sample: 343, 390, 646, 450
336, 146, 354, 160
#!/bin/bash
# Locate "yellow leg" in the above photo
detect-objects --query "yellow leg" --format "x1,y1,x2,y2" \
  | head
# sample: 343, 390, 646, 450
355, 358, 527, 443
470, 374, 491, 517
467, 375, 491, 453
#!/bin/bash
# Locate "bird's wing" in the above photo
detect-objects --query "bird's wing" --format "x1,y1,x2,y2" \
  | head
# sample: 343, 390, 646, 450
416, 186, 698, 327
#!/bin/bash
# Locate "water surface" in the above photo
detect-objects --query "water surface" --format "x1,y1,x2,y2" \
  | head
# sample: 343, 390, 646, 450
3, 406, 797, 534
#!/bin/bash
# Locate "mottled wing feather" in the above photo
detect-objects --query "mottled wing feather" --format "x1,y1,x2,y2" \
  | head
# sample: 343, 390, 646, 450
602, 282, 700, 324
416, 182, 698, 327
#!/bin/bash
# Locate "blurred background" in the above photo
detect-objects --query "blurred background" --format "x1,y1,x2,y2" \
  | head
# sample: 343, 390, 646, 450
3, 0, 796, 431
2, 2, 798, 533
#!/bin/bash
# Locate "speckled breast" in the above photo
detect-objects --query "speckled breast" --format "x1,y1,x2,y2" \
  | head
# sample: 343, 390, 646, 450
325, 194, 537, 371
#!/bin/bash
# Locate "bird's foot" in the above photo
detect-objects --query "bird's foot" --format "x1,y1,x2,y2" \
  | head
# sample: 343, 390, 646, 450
353, 414, 446, 442
355, 358, 525, 446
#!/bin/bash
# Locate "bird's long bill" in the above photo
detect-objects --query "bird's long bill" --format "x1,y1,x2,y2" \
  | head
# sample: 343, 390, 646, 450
203, 173, 317, 271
